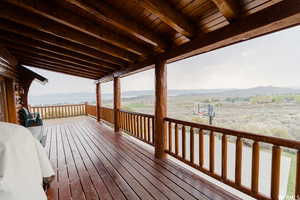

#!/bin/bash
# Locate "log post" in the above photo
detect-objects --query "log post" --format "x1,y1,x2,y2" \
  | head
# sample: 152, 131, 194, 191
96, 82, 101, 122
5, 79, 17, 123
114, 76, 121, 132
154, 60, 167, 158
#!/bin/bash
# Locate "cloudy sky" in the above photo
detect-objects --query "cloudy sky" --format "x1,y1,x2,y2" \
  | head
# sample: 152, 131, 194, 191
28, 25, 300, 96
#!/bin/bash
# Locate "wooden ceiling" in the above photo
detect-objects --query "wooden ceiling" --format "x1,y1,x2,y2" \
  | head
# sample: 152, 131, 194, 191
0, 0, 299, 80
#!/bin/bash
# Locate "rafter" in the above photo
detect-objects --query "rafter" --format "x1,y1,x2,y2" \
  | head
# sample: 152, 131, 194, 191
211, 0, 240, 20
14, 52, 105, 75
99, 0, 300, 82
135, 0, 196, 37
61, 0, 169, 51
4, 0, 151, 56
0, 3, 137, 62
0, 19, 127, 66
8, 46, 111, 73
20, 61, 98, 79
0, 30, 118, 70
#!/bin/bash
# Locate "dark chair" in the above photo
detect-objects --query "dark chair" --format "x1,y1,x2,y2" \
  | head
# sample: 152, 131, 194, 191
19, 107, 43, 127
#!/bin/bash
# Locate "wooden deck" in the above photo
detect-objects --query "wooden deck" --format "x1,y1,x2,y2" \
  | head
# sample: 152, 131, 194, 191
44, 116, 241, 200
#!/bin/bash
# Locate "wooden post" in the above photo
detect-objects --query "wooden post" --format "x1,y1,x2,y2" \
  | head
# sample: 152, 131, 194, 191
154, 60, 167, 159
96, 82, 101, 122
5, 79, 17, 123
114, 76, 121, 132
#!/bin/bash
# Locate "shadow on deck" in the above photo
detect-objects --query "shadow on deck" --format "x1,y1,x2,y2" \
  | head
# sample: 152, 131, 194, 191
44, 116, 240, 200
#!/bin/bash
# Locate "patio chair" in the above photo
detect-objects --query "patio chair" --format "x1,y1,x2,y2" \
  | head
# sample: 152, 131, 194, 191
19, 107, 43, 127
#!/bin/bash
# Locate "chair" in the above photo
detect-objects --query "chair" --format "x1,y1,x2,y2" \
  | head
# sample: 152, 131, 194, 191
19, 107, 43, 127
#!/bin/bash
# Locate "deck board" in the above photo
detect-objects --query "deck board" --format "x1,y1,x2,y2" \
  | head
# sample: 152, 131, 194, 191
44, 116, 241, 200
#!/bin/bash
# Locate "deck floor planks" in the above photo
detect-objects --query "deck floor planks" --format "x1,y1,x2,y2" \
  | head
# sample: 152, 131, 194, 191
45, 117, 241, 200
78, 122, 201, 200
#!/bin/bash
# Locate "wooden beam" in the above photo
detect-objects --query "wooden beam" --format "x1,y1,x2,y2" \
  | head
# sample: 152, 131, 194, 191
211, 0, 239, 20
96, 82, 101, 122
4, 0, 150, 56
20, 60, 99, 79
62, 0, 169, 50
154, 59, 167, 158
99, 0, 300, 82
113, 76, 121, 132
17, 56, 104, 77
7, 45, 112, 73
5, 79, 17, 123
12, 51, 107, 75
0, 3, 138, 62
0, 30, 118, 70
0, 19, 127, 66
135, 0, 196, 37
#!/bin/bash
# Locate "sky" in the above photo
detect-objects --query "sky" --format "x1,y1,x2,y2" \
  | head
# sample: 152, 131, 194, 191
28, 25, 300, 96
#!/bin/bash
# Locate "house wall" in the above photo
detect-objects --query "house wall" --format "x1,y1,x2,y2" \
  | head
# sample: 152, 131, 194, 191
0, 46, 31, 124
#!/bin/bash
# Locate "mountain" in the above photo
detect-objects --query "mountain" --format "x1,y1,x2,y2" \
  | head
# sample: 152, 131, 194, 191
28, 86, 300, 105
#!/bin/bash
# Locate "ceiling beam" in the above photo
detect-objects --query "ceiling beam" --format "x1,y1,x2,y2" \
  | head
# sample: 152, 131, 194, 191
211, 0, 240, 20
135, 0, 197, 37
0, 19, 128, 66
0, 30, 118, 70
20, 62, 98, 79
14, 53, 105, 76
99, 0, 300, 82
61, 0, 169, 51
4, 0, 151, 56
0, 3, 138, 62
7, 46, 111, 73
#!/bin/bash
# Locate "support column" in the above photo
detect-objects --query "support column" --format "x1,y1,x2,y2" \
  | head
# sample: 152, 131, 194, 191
114, 76, 121, 132
154, 60, 167, 158
96, 82, 101, 122
5, 79, 17, 123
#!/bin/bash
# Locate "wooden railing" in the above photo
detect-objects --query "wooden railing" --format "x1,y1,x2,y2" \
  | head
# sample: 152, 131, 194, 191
118, 110, 155, 146
86, 104, 96, 117
165, 117, 300, 200
29, 104, 86, 119
85, 105, 114, 124
101, 107, 114, 124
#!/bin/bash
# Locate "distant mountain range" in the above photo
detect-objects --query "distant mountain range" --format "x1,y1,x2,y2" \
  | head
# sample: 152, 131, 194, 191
29, 86, 300, 106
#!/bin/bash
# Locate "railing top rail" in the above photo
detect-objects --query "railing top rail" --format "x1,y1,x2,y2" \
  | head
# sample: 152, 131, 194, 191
119, 109, 154, 118
30, 103, 85, 108
101, 106, 113, 110
165, 117, 300, 150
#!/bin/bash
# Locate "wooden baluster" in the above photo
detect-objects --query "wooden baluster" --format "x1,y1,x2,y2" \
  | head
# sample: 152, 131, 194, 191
222, 134, 228, 180
147, 117, 150, 142
251, 141, 260, 194
134, 115, 137, 136
152, 117, 155, 144
190, 127, 194, 163
174, 123, 178, 155
271, 146, 281, 200
168, 122, 172, 153
182, 125, 186, 159
144, 116, 147, 141
199, 129, 204, 168
235, 137, 243, 186
210, 131, 215, 173
127, 113, 130, 132
296, 150, 300, 199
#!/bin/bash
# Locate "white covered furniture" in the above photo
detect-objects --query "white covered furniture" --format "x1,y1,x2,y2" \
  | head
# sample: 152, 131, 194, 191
0, 122, 54, 200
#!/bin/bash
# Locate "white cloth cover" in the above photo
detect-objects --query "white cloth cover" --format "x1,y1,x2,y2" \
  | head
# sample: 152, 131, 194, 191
0, 122, 55, 200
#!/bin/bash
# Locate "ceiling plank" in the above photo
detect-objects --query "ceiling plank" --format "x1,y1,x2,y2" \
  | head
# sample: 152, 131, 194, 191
20, 62, 98, 79
211, 0, 240, 20
99, 0, 300, 82
135, 0, 197, 37
0, 19, 128, 66
7, 46, 111, 73
62, 0, 169, 51
14, 53, 105, 75
0, 3, 138, 62
0, 30, 119, 70
4, 0, 151, 56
